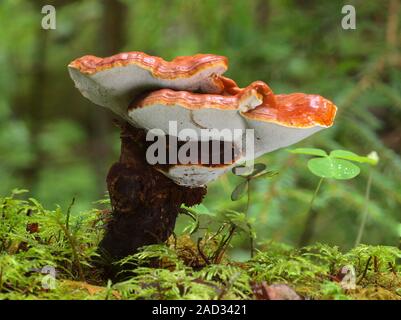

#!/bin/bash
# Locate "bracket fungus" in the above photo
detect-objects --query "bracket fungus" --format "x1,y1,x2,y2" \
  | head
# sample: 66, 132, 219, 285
68, 52, 228, 118
68, 51, 337, 272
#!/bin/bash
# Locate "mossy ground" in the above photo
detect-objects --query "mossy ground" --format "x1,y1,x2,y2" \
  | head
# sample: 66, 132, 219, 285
1, 190, 400, 300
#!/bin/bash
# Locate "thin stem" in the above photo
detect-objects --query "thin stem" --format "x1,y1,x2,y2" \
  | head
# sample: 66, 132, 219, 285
246, 179, 255, 258
247, 221, 254, 258
0, 267, 3, 292
354, 171, 373, 247
298, 177, 324, 247
212, 224, 236, 264
57, 215, 85, 282
65, 197, 75, 232
357, 256, 372, 285
245, 180, 251, 213
197, 237, 210, 265
311, 177, 324, 211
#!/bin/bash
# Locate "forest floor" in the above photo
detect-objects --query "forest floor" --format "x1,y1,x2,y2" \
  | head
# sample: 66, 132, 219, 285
1, 190, 400, 300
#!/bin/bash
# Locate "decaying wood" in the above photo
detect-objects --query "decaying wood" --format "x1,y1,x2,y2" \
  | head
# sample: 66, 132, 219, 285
98, 122, 206, 275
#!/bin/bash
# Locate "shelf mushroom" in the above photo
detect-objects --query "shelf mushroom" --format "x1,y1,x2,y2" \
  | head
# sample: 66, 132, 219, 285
241, 92, 337, 158
68, 51, 337, 274
68, 52, 228, 119
127, 79, 336, 187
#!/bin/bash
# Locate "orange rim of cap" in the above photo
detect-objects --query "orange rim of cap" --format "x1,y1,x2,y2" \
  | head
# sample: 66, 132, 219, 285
68, 51, 228, 79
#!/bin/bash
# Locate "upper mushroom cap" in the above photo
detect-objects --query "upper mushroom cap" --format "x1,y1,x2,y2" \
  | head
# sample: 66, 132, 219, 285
68, 51, 228, 118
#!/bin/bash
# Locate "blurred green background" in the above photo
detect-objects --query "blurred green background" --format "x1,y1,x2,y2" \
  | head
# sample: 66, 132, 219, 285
0, 0, 400, 253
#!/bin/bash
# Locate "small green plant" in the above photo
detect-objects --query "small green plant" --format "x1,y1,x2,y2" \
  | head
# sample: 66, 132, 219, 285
179, 163, 277, 261
289, 148, 379, 246
230, 163, 278, 202
180, 204, 255, 264
230, 163, 278, 257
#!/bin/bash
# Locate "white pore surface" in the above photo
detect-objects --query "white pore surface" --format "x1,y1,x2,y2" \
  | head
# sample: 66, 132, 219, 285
131, 105, 324, 187
153, 120, 323, 187
158, 164, 234, 187
129, 105, 247, 142
127, 88, 263, 142
243, 119, 323, 159
68, 64, 226, 120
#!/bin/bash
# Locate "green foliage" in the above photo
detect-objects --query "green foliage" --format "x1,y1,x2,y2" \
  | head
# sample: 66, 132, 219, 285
1, 192, 400, 300
329, 150, 379, 166
289, 148, 378, 180
231, 181, 249, 201
231, 163, 278, 201
181, 203, 255, 264
289, 148, 328, 157
0, 0, 400, 251
308, 157, 360, 180
0, 190, 103, 298
288, 148, 382, 247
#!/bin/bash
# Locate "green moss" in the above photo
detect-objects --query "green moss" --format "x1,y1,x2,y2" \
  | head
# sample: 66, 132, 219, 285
0, 191, 400, 300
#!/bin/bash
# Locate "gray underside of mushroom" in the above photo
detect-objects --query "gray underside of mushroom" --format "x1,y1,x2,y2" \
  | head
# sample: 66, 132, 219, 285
148, 115, 324, 187
68, 64, 226, 119
158, 165, 234, 187
128, 105, 245, 141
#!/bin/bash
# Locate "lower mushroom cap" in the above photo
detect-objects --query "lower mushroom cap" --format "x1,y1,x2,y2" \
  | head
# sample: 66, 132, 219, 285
147, 137, 243, 187
242, 93, 337, 128
240, 92, 337, 158
127, 83, 267, 141
128, 77, 337, 187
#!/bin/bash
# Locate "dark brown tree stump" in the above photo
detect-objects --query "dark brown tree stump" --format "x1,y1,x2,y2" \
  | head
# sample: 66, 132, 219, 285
98, 122, 206, 277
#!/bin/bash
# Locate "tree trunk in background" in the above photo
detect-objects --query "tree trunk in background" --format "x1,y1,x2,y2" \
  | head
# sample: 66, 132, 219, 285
98, 123, 207, 279
101, 0, 127, 54
25, 14, 48, 189
89, 0, 128, 198
255, 0, 269, 28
